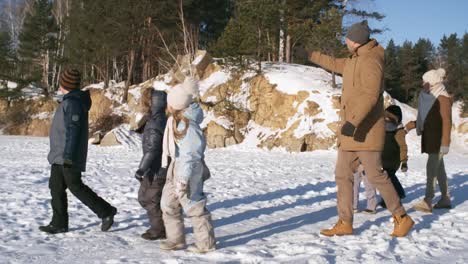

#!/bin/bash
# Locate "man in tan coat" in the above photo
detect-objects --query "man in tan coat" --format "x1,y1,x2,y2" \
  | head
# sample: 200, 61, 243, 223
305, 21, 414, 237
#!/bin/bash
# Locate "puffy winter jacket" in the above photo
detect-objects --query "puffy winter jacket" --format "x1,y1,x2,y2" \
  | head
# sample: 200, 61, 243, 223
48, 89, 91, 172
309, 40, 385, 151
174, 103, 206, 183
138, 90, 167, 176
382, 127, 408, 170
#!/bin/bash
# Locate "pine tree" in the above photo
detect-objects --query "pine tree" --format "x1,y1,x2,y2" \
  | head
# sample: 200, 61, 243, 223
183, 0, 233, 50
413, 38, 435, 77
439, 34, 463, 99
384, 39, 402, 99
213, 0, 279, 72
0, 30, 14, 81
17, 0, 57, 93
303, 7, 346, 87
460, 33, 468, 114
399, 41, 420, 104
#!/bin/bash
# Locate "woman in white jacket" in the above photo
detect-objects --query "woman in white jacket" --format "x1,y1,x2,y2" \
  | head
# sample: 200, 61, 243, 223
159, 78, 216, 253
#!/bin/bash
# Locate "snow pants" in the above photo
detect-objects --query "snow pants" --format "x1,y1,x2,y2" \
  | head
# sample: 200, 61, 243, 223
335, 150, 406, 223
160, 160, 215, 249
353, 170, 377, 211
425, 153, 449, 201
385, 169, 406, 199
48, 164, 114, 228
138, 176, 166, 236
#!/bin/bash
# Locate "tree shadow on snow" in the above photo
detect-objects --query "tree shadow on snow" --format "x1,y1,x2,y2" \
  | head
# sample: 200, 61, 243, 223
109, 213, 148, 232
214, 181, 338, 248
208, 181, 337, 212
217, 205, 337, 249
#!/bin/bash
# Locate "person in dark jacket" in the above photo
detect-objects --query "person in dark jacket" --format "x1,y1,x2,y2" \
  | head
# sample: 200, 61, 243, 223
379, 105, 408, 208
135, 89, 168, 240
39, 69, 117, 234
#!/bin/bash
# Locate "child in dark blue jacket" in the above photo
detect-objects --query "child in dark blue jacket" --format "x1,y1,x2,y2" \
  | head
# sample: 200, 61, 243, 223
40, 69, 117, 234
135, 89, 168, 240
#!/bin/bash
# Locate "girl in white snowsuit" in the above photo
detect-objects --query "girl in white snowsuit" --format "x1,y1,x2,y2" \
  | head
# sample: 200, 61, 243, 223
159, 78, 216, 253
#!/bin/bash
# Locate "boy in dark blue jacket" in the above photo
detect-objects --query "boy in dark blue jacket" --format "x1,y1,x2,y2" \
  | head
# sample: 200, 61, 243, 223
134, 90, 167, 240
40, 69, 117, 234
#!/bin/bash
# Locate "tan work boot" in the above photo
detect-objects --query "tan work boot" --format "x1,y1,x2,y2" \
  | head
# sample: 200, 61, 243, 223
391, 214, 414, 237
433, 196, 452, 209
160, 240, 186, 251
320, 219, 353, 237
413, 199, 432, 213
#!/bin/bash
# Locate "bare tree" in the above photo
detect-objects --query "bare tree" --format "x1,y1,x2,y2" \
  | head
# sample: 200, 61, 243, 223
51, 0, 70, 90
0, 0, 33, 49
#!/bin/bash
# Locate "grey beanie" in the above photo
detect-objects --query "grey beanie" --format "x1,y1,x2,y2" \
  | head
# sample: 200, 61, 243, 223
346, 20, 370, 45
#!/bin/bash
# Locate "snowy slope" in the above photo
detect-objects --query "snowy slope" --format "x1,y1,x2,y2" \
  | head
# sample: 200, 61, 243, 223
1, 135, 468, 263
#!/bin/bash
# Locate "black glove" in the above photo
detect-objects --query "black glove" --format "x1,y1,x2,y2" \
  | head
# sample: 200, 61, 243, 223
135, 169, 145, 181
400, 162, 408, 172
341, 121, 356, 137
157, 167, 168, 178
63, 159, 73, 169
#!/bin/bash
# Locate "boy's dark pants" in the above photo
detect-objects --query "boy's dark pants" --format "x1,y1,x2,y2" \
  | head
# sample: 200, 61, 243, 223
385, 169, 406, 199
138, 176, 166, 236
49, 164, 114, 228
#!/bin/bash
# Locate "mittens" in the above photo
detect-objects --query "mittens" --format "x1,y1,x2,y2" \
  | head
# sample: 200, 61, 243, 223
440, 146, 450, 155
341, 121, 356, 137
135, 169, 145, 181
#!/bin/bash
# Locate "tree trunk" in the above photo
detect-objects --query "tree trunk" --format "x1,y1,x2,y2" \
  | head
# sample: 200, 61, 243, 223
257, 27, 262, 73
332, 72, 337, 88
266, 31, 271, 61
286, 34, 291, 63
112, 57, 117, 82
104, 56, 109, 88
42, 50, 49, 95
123, 49, 135, 103
278, 17, 285, 61
278, 0, 286, 62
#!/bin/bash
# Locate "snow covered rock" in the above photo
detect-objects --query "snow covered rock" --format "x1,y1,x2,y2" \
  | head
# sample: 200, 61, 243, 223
459, 122, 468, 134
205, 121, 234, 148
87, 88, 114, 124
100, 130, 120, 146
100, 125, 141, 148
2, 99, 57, 136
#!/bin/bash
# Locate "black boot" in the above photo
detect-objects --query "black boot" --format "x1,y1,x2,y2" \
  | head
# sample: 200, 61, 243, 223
39, 224, 68, 234
101, 207, 117, 232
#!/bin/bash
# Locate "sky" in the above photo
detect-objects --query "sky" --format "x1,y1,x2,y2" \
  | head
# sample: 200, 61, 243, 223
345, 0, 468, 47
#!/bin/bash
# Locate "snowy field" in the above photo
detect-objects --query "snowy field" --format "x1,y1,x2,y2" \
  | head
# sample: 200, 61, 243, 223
0, 135, 468, 264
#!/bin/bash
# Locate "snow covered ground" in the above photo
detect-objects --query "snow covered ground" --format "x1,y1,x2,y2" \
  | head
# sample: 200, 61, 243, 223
0, 135, 467, 264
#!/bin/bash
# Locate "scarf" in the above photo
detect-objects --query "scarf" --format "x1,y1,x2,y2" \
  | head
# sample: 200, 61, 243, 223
161, 116, 176, 168
416, 83, 449, 135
